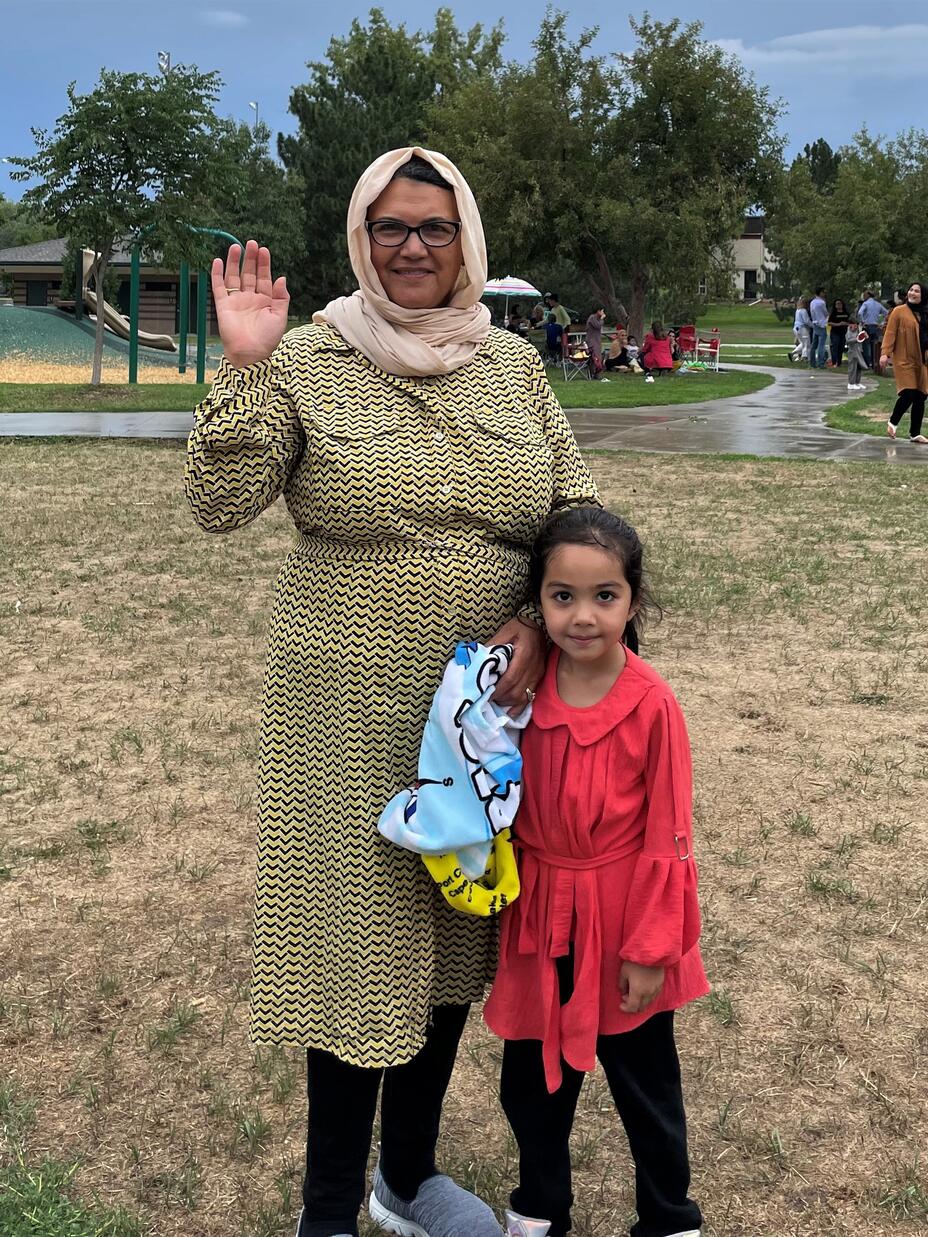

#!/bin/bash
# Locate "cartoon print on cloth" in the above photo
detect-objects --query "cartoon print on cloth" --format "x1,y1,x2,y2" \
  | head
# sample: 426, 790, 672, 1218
379, 641, 532, 878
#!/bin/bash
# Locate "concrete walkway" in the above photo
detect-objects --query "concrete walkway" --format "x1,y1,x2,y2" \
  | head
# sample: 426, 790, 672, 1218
1, 364, 925, 465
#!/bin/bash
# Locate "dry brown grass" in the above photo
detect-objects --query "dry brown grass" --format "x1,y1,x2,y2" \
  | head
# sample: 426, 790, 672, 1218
0, 442, 926, 1237
1, 357, 217, 384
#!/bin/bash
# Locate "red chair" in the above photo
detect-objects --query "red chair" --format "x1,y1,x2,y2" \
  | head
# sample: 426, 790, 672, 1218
677, 325, 697, 361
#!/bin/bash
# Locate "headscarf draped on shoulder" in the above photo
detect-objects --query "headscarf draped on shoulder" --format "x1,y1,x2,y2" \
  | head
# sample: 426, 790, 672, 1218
313, 147, 491, 377
906, 282, 928, 355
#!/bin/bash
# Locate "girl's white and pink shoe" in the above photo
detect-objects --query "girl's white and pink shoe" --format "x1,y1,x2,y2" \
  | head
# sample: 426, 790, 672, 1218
505, 1210, 551, 1236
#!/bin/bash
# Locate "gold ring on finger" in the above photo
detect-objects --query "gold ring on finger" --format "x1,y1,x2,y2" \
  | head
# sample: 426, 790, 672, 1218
525, 687, 536, 703
226, 288, 241, 295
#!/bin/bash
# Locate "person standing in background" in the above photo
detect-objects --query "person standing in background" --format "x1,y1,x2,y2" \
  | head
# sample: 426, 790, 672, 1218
827, 298, 850, 367
809, 287, 828, 369
857, 289, 888, 370
788, 297, 812, 363
585, 306, 606, 378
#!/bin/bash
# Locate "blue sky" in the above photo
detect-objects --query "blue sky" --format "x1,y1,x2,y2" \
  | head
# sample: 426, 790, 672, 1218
4, 0, 928, 200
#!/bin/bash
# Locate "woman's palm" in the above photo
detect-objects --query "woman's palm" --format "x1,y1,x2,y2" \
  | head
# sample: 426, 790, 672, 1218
212, 240, 290, 367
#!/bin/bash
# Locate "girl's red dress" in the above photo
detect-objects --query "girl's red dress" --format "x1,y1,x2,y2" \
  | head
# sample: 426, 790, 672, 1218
484, 647, 710, 1092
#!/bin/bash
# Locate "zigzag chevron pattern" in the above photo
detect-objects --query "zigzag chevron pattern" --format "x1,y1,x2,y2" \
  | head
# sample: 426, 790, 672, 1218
184, 323, 600, 1066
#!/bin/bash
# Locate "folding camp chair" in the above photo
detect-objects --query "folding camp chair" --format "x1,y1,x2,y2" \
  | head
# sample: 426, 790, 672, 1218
677, 324, 697, 362
696, 328, 721, 371
562, 330, 592, 381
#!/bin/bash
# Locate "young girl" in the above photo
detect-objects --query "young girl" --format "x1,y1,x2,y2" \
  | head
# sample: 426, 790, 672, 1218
484, 507, 709, 1237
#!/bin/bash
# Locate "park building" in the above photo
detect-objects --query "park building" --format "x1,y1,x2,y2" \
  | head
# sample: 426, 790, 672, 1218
699, 216, 776, 302
0, 238, 219, 336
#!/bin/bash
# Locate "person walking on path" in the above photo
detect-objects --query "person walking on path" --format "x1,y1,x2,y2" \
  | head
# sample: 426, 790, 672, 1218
809, 288, 829, 368
788, 298, 812, 363
857, 289, 888, 370
828, 298, 850, 366
881, 281, 928, 444
184, 146, 599, 1237
485, 507, 708, 1237
585, 306, 606, 378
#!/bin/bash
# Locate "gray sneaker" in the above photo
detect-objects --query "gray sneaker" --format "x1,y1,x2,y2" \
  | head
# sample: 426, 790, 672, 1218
369, 1165, 502, 1237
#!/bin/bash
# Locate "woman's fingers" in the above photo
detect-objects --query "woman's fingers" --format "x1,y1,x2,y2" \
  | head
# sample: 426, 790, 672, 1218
210, 257, 229, 305
240, 239, 259, 293
255, 246, 273, 298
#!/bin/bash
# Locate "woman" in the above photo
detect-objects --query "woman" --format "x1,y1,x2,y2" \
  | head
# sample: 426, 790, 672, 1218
184, 148, 599, 1237
604, 326, 630, 372
585, 305, 606, 377
827, 297, 850, 366
881, 281, 928, 444
788, 298, 812, 363
640, 320, 673, 376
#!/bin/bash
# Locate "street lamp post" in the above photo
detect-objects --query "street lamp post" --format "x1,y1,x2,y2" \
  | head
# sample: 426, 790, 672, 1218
248, 100, 259, 134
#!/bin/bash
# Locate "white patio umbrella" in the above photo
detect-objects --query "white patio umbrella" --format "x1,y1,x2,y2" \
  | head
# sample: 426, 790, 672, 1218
482, 275, 542, 322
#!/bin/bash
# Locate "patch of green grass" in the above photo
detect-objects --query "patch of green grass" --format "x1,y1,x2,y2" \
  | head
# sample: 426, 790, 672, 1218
0, 384, 208, 413
823, 381, 907, 436
0, 1156, 145, 1237
549, 368, 772, 408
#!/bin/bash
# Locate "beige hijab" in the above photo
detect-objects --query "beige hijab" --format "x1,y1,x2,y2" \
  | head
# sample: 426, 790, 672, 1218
313, 146, 491, 377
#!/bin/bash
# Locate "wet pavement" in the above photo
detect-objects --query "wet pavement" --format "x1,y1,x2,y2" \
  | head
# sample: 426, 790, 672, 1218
1, 365, 926, 465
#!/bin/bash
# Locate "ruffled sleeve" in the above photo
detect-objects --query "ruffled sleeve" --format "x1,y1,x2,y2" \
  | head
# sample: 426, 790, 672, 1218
620, 693, 702, 967
184, 341, 305, 534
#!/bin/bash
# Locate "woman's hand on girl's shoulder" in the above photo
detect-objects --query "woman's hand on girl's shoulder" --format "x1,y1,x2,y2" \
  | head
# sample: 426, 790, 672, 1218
619, 960, 665, 1014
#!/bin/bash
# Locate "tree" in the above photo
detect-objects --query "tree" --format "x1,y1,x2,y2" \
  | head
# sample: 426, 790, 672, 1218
211, 119, 307, 291
11, 66, 239, 383
279, 6, 503, 308
430, 12, 783, 337
765, 129, 928, 305
0, 193, 55, 250
796, 138, 842, 192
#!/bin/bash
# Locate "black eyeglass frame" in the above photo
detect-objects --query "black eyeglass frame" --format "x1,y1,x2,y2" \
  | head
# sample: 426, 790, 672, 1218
365, 219, 463, 248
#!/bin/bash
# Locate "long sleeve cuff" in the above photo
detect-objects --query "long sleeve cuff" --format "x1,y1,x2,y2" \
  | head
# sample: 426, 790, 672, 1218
620, 854, 701, 968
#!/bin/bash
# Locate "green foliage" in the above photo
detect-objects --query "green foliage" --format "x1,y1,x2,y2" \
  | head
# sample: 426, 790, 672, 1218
796, 137, 842, 192
10, 65, 241, 381
212, 121, 306, 286
0, 194, 55, 250
766, 128, 928, 304
430, 13, 783, 337
279, 5, 503, 308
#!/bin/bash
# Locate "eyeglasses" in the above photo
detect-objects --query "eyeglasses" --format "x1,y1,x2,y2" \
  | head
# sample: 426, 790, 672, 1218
365, 219, 462, 248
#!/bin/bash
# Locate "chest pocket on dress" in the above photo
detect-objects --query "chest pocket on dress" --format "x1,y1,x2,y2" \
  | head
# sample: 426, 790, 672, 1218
462, 407, 550, 452
307, 398, 408, 441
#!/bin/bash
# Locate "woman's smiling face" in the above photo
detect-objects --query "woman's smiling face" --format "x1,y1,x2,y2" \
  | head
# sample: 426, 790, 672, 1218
366, 179, 463, 310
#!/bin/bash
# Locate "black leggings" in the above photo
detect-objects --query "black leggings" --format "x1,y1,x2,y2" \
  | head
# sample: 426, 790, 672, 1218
302, 1004, 469, 1237
890, 388, 926, 438
501, 1013, 701, 1237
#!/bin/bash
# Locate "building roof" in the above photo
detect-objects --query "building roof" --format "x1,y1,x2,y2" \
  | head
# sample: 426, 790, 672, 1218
0, 238, 147, 266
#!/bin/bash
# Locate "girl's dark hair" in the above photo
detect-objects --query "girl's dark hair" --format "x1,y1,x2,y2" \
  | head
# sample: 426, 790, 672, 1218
530, 507, 661, 644
391, 154, 454, 192
650, 320, 666, 339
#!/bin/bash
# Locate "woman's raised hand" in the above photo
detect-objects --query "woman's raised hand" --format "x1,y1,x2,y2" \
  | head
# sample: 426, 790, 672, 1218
212, 240, 290, 369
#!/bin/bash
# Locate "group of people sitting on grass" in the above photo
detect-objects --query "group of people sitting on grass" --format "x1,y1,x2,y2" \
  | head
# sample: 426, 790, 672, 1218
790, 283, 928, 444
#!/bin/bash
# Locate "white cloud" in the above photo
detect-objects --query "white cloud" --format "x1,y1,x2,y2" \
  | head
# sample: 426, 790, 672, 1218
715, 24, 928, 72
199, 9, 250, 28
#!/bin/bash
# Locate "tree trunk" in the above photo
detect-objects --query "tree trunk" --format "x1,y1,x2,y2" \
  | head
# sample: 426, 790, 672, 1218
586, 243, 628, 327
628, 264, 649, 342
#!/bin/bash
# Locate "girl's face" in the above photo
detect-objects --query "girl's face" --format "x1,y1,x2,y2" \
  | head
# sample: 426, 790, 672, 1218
907, 284, 922, 305
539, 543, 637, 666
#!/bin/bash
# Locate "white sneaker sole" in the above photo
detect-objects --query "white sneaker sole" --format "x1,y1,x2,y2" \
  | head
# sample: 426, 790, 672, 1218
369, 1190, 431, 1237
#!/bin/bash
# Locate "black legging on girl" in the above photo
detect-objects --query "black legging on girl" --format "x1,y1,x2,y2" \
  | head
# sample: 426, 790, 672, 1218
890, 388, 926, 438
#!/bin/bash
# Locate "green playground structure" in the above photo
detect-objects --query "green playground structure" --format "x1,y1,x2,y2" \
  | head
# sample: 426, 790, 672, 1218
126, 224, 242, 384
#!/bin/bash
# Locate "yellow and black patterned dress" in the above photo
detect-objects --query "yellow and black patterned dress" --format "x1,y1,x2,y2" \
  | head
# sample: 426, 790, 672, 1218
184, 323, 599, 1068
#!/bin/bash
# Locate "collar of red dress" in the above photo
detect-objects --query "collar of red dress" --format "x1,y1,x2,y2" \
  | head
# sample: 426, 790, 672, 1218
530, 646, 661, 745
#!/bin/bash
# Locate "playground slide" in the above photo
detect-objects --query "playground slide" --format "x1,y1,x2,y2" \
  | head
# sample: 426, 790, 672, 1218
83, 289, 177, 352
